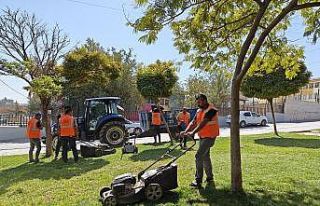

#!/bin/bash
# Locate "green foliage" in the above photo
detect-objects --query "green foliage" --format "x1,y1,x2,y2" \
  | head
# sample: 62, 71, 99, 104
137, 60, 178, 100
63, 46, 121, 89
185, 69, 232, 107
62, 39, 142, 112
130, 1, 320, 77
169, 82, 186, 109
31, 76, 62, 100
27, 95, 41, 114
105, 48, 143, 111
241, 63, 311, 100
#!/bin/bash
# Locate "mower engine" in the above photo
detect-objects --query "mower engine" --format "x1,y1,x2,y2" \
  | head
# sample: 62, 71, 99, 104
111, 173, 136, 197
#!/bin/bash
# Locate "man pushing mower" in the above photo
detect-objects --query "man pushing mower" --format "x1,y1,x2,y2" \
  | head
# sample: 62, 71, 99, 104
181, 94, 220, 188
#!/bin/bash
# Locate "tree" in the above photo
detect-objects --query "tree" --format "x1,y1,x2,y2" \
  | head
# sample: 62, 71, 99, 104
62, 39, 142, 113
185, 69, 232, 108
170, 82, 186, 109
0, 8, 69, 156
137, 60, 178, 101
137, 60, 178, 144
106, 48, 143, 111
185, 74, 211, 107
27, 95, 41, 114
130, 0, 320, 191
62, 41, 121, 112
241, 63, 311, 136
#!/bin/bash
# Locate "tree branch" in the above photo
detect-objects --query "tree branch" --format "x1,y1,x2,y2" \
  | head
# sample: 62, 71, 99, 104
234, 0, 271, 82
294, 2, 320, 10
238, 0, 298, 82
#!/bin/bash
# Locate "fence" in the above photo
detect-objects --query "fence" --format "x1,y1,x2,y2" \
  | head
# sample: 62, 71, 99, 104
0, 113, 31, 127
124, 111, 139, 122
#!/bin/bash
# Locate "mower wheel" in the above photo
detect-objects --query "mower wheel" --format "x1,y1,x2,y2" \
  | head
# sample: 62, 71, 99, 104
99, 187, 111, 197
102, 193, 117, 206
145, 183, 163, 201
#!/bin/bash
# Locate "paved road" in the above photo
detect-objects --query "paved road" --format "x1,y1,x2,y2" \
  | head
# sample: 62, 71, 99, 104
0, 121, 319, 156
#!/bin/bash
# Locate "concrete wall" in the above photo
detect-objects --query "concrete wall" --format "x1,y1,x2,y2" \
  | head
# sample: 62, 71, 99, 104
0, 126, 45, 142
267, 99, 320, 123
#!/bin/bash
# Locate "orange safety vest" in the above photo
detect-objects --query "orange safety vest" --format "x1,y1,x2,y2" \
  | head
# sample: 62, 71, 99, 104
59, 114, 76, 137
196, 104, 220, 138
152, 112, 161, 126
26, 117, 41, 139
177, 112, 190, 125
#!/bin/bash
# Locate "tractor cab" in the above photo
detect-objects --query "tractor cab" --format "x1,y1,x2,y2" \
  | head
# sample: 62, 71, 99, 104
77, 97, 126, 147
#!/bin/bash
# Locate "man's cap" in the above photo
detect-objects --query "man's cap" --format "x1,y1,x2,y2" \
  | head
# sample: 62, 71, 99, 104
195, 93, 207, 101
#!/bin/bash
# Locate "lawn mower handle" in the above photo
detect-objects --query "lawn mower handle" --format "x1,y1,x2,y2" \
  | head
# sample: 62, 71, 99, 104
137, 135, 196, 179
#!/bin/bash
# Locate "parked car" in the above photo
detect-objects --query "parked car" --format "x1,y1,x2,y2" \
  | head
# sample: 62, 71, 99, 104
226, 111, 268, 128
125, 119, 144, 135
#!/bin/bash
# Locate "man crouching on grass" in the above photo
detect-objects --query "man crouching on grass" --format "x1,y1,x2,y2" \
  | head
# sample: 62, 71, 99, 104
181, 94, 220, 188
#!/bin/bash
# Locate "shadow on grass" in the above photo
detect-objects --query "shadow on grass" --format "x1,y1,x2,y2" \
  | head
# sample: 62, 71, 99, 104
130, 146, 181, 161
0, 158, 108, 195
189, 186, 320, 206
254, 137, 320, 149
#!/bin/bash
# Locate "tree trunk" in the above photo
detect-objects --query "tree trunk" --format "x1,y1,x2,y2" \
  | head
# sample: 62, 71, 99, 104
268, 98, 279, 137
230, 79, 243, 192
41, 98, 52, 157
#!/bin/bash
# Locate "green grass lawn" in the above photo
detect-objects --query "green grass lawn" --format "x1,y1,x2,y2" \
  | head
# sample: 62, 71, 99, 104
0, 133, 319, 206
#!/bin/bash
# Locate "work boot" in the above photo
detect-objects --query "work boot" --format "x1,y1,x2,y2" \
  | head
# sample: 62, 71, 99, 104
206, 179, 216, 188
34, 159, 40, 164
190, 180, 202, 189
29, 159, 35, 163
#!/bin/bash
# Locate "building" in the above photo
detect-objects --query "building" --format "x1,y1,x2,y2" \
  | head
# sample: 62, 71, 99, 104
290, 78, 320, 103
140, 97, 170, 112
243, 78, 320, 123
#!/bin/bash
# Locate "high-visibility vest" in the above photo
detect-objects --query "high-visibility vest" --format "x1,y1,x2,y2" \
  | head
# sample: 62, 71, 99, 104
152, 112, 161, 126
26, 117, 41, 139
177, 112, 190, 125
196, 104, 220, 138
59, 114, 76, 137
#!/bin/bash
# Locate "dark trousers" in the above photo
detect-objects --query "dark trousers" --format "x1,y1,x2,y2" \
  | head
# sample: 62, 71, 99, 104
54, 136, 62, 158
29, 138, 41, 161
61, 137, 78, 162
195, 138, 216, 183
153, 125, 161, 143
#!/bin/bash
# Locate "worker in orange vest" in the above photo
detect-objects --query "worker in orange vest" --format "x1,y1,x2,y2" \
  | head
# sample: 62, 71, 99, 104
176, 107, 190, 149
59, 106, 79, 163
26, 113, 43, 163
181, 94, 219, 188
151, 107, 162, 144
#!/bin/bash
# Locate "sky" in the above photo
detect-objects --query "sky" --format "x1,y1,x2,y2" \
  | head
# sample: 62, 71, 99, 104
0, 0, 319, 104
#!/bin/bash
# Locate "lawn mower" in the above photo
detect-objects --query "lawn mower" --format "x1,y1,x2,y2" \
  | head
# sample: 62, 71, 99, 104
99, 135, 196, 206
120, 134, 139, 160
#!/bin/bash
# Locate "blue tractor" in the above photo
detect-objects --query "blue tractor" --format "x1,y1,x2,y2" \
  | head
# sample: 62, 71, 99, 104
76, 97, 127, 147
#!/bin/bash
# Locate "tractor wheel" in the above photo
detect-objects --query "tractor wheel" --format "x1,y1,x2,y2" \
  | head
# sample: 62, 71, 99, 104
99, 121, 125, 147
145, 183, 163, 201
